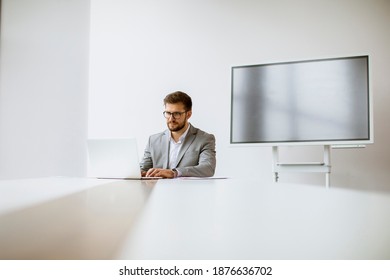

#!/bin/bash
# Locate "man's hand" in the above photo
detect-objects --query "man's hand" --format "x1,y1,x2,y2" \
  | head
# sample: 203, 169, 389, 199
144, 168, 176, 178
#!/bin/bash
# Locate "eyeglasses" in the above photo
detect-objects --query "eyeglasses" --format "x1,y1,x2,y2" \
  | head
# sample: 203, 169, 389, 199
163, 111, 187, 119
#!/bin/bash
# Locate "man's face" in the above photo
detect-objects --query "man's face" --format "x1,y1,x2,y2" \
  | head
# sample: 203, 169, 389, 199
165, 103, 191, 132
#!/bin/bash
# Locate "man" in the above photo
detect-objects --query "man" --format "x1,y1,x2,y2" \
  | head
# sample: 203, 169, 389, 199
140, 91, 216, 178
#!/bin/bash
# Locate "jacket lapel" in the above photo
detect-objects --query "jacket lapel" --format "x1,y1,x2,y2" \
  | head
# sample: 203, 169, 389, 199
162, 130, 170, 169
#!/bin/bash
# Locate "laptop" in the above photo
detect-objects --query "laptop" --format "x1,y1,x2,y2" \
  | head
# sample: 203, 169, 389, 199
87, 138, 161, 180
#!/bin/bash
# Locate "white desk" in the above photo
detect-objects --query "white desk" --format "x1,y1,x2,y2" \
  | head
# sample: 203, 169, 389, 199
0, 177, 156, 259
0, 177, 117, 215
1, 177, 390, 259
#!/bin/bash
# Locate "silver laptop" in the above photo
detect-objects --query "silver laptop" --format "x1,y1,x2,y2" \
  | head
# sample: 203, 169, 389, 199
87, 138, 160, 180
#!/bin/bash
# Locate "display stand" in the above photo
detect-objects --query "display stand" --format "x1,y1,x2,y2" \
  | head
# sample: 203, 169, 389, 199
272, 145, 331, 188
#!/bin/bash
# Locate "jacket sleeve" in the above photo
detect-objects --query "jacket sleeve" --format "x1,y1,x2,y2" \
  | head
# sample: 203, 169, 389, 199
139, 136, 153, 172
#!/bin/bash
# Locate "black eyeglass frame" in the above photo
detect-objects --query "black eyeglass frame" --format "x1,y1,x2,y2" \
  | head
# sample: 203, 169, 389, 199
163, 111, 187, 119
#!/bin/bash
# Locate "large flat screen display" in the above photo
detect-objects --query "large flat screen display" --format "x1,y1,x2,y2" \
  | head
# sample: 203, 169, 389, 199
230, 56, 372, 145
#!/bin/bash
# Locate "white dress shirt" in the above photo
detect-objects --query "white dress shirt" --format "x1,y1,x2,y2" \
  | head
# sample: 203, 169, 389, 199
168, 124, 191, 173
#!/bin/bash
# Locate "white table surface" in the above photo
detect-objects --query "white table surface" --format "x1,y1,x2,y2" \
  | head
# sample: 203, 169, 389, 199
1, 177, 390, 260
118, 178, 390, 260
0, 177, 117, 215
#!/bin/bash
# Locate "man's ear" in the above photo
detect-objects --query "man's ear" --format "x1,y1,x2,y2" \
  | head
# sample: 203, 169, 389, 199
187, 110, 192, 119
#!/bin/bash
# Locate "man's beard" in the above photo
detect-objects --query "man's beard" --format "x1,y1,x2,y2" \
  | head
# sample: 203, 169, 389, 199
168, 120, 186, 132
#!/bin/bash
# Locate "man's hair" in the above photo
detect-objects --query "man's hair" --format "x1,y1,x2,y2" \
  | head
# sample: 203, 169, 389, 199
164, 91, 192, 111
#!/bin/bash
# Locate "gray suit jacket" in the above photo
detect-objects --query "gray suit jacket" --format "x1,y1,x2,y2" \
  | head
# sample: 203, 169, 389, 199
140, 125, 216, 177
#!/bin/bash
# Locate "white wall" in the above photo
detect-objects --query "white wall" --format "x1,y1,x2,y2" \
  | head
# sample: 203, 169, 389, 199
0, 0, 90, 179
89, 0, 390, 190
